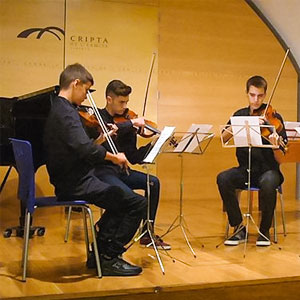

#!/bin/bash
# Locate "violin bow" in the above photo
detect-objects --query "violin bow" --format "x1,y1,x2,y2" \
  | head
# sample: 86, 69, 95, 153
263, 48, 290, 119
86, 91, 118, 154
142, 52, 156, 117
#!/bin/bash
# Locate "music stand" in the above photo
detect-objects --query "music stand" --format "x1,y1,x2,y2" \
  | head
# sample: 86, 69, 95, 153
133, 126, 176, 275
220, 116, 278, 257
160, 124, 214, 257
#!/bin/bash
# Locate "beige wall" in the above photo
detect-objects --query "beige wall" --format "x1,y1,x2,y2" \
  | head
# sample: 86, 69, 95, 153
0, 0, 298, 210
0, 0, 64, 96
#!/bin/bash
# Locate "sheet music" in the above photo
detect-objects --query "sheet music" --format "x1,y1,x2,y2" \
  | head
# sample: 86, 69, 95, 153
143, 126, 175, 163
230, 116, 262, 146
173, 124, 212, 153
284, 121, 300, 138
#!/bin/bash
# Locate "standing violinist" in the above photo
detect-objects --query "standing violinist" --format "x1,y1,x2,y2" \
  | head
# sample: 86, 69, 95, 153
44, 63, 146, 276
86, 80, 171, 250
217, 75, 288, 246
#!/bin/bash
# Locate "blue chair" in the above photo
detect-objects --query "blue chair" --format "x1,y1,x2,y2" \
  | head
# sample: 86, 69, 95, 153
225, 186, 286, 243
9, 138, 101, 281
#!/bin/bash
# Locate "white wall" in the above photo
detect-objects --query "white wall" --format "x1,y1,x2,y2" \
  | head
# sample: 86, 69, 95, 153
251, 0, 300, 71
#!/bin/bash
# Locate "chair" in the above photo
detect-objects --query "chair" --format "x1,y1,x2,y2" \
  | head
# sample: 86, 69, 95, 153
224, 186, 286, 243
9, 138, 101, 281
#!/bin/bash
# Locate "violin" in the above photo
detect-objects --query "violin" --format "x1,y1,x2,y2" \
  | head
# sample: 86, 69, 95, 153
79, 110, 101, 129
252, 104, 283, 137
79, 108, 116, 140
113, 108, 160, 138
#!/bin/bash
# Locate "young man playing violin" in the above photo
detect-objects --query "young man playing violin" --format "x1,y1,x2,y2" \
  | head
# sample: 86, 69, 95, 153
217, 75, 288, 246
43, 63, 146, 276
87, 79, 171, 250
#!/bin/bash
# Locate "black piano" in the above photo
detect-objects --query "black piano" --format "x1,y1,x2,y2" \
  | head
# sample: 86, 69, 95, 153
0, 86, 59, 237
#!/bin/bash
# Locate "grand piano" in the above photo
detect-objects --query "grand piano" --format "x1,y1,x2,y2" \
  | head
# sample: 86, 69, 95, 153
0, 86, 59, 237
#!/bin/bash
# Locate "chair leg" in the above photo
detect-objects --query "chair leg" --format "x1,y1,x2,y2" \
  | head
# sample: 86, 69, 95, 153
22, 211, 31, 282
273, 208, 277, 243
279, 191, 287, 236
82, 208, 90, 261
85, 207, 102, 278
64, 207, 72, 242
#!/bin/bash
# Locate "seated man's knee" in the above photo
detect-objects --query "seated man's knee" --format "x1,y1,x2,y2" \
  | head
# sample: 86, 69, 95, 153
150, 176, 160, 188
260, 170, 280, 189
217, 171, 228, 187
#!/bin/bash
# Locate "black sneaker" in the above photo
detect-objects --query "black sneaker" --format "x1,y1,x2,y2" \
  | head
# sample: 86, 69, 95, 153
224, 225, 246, 246
256, 231, 271, 246
100, 255, 142, 276
87, 251, 142, 276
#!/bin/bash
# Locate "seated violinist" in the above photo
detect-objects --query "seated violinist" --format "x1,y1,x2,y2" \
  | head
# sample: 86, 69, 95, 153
216, 75, 288, 246
44, 63, 146, 276
85, 79, 171, 250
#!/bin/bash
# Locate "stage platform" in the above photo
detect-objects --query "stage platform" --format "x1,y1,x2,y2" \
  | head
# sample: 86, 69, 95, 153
1, 170, 300, 300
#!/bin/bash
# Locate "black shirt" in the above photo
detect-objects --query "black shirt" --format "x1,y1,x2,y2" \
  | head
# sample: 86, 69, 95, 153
43, 96, 108, 198
84, 108, 152, 165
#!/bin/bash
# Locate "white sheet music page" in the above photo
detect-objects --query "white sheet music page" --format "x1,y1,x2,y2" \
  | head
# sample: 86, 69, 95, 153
284, 121, 300, 138
143, 126, 175, 163
230, 116, 262, 146
173, 124, 212, 153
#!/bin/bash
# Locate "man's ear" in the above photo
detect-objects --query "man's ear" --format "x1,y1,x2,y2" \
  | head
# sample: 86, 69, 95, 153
106, 96, 113, 104
73, 79, 81, 87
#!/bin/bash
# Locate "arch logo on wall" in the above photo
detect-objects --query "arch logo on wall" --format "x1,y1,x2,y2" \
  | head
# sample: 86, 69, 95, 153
17, 27, 65, 40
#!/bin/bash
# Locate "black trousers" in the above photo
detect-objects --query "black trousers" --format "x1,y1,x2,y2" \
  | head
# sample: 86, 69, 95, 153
216, 167, 282, 232
119, 169, 160, 233
84, 185, 147, 258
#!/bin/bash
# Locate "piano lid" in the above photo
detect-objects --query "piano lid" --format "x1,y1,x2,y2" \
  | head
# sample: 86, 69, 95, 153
13, 85, 59, 118
0, 85, 59, 168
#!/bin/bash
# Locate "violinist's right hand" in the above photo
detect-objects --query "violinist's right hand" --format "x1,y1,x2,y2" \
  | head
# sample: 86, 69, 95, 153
222, 125, 233, 143
105, 152, 129, 172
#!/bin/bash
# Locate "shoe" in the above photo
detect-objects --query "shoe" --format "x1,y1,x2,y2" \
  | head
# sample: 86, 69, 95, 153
140, 235, 171, 250
101, 256, 142, 276
224, 225, 246, 246
87, 251, 142, 276
256, 231, 271, 246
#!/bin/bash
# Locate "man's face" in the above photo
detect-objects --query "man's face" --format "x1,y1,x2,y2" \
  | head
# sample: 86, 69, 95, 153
247, 85, 266, 112
72, 80, 92, 106
107, 95, 129, 115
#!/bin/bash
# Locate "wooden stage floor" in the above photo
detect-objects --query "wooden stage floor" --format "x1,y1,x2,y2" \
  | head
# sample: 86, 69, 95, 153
1, 176, 300, 300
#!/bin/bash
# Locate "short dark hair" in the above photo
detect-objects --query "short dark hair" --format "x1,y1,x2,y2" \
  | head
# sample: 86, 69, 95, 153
105, 80, 132, 98
246, 75, 267, 93
59, 63, 94, 89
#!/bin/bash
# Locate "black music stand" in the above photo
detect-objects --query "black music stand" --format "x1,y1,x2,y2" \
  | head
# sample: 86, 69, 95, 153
160, 125, 214, 257
132, 126, 176, 275
219, 117, 278, 257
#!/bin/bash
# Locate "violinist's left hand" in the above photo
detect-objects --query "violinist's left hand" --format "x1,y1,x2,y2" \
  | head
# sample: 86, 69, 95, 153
94, 123, 118, 145
131, 117, 145, 128
259, 116, 267, 125
107, 123, 118, 136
